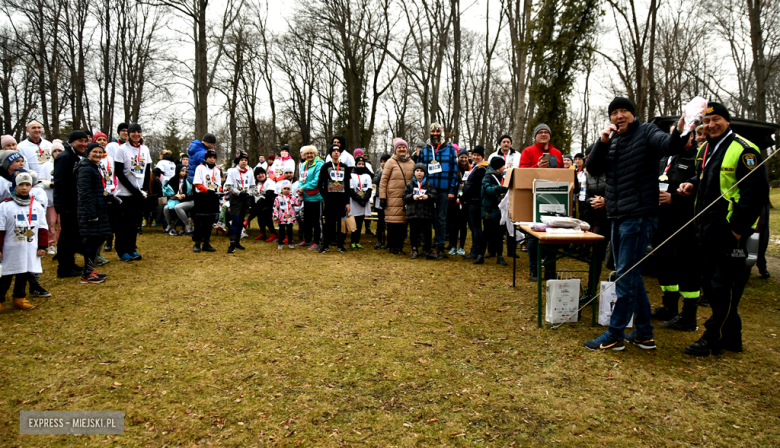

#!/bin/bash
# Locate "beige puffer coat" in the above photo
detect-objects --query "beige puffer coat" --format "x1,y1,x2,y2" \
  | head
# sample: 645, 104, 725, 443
379, 154, 415, 224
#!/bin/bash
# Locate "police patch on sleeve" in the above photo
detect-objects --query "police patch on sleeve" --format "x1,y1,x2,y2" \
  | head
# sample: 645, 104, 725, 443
742, 153, 757, 170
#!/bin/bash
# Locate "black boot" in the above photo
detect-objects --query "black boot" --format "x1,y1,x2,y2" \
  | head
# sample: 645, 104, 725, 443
663, 298, 698, 331
472, 255, 485, 265
685, 338, 716, 357
496, 255, 507, 266
411, 248, 419, 259
202, 235, 217, 252
235, 234, 246, 250
530, 269, 538, 282
228, 236, 237, 254
652, 291, 679, 320
193, 242, 202, 253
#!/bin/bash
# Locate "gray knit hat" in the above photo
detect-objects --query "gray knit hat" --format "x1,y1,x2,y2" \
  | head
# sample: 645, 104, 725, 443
533, 123, 552, 137
413, 163, 427, 175
0, 149, 23, 172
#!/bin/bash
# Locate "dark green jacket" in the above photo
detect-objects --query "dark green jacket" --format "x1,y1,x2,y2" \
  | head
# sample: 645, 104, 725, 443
481, 167, 508, 219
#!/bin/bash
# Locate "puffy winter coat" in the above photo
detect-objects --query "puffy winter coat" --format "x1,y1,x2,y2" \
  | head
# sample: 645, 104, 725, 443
76, 158, 111, 238
402, 179, 438, 220
481, 167, 508, 220
187, 140, 209, 184
585, 118, 687, 220
379, 154, 415, 224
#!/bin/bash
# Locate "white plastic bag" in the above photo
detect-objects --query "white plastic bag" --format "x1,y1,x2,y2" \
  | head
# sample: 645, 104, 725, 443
681, 96, 708, 136
598, 281, 633, 327
545, 278, 580, 324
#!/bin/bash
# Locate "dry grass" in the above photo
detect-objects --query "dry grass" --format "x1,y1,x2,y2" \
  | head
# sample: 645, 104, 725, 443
1, 216, 779, 447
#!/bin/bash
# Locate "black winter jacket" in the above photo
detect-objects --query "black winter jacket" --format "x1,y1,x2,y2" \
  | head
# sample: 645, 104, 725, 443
75, 158, 112, 237
658, 143, 697, 221
585, 118, 688, 220
318, 161, 352, 205
462, 162, 488, 203
53, 142, 82, 214
403, 179, 437, 220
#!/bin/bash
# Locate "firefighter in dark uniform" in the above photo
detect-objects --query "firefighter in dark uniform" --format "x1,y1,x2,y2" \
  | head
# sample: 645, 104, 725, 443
678, 102, 769, 356
650, 127, 700, 330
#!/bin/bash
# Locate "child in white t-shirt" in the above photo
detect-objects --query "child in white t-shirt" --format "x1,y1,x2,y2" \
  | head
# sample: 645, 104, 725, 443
0, 171, 48, 311
191, 149, 221, 253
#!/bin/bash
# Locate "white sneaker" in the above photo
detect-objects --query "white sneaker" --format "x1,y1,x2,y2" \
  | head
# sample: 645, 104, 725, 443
47, 246, 56, 255
241, 230, 248, 239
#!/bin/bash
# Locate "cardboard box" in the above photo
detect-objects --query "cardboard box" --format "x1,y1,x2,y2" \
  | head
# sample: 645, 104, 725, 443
505, 167, 575, 222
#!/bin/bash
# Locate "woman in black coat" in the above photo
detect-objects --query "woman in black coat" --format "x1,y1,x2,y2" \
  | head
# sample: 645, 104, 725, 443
76, 143, 112, 282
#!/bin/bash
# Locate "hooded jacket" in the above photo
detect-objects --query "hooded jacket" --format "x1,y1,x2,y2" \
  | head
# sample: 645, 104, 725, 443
379, 154, 415, 223
75, 157, 112, 238
187, 140, 209, 183
481, 167, 508, 220
462, 160, 489, 203
299, 158, 324, 202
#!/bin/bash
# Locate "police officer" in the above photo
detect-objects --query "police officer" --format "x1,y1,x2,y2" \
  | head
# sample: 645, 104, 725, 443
678, 102, 769, 356
650, 126, 700, 330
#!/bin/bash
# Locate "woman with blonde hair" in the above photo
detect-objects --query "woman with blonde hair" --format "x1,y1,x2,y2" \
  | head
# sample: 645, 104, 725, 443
379, 139, 415, 254
297, 145, 324, 249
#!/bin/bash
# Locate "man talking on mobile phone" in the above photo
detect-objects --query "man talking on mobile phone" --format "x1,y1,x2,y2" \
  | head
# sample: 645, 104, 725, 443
583, 97, 688, 352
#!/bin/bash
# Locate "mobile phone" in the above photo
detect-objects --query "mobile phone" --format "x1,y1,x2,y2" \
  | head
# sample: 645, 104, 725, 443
541, 153, 551, 163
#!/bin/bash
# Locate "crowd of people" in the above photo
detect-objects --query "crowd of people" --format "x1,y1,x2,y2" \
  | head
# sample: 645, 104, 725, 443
0, 97, 771, 358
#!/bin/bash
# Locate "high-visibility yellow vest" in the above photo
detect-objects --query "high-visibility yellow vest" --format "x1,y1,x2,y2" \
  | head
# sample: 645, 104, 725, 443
696, 134, 759, 226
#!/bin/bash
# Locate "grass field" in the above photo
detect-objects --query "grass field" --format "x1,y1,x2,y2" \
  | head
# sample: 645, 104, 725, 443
1, 211, 780, 447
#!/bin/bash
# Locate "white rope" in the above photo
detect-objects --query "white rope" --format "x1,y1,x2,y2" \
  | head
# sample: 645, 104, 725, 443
550, 145, 777, 329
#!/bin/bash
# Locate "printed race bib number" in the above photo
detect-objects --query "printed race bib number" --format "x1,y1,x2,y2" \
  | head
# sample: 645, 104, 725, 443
659, 183, 669, 191
462, 171, 470, 181
413, 188, 426, 196
14, 213, 37, 242
428, 163, 442, 174
330, 170, 345, 182
131, 157, 146, 177
301, 171, 308, 182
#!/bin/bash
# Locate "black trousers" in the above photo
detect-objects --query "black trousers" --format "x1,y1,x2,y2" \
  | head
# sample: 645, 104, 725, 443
483, 217, 504, 256
467, 203, 483, 255
757, 204, 770, 273
57, 211, 81, 273
584, 207, 611, 280
229, 194, 252, 237
654, 214, 700, 297
700, 234, 749, 346
0, 273, 31, 301
375, 209, 386, 243
193, 193, 219, 244
278, 224, 293, 243
302, 201, 323, 244
387, 222, 407, 250
447, 202, 468, 248
104, 197, 121, 247
83, 236, 105, 276
116, 194, 143, 256
323, 199, 347, 247
351, 215, 365, 244
409, 218, 432, 252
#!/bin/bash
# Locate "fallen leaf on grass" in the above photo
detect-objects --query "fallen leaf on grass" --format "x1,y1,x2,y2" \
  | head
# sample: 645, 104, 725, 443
426, 418, 439, 423
109, 382, 122, 389
418, 358, 427, 364
403, 422, 413, 428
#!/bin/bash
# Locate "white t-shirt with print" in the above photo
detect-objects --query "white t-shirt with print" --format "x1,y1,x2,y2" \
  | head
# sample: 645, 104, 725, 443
114, 142, 151, 197
193, 164, 222, 193
0, 198, 47, 275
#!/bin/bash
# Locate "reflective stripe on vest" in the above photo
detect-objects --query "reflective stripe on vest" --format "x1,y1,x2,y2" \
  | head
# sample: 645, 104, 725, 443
698, 134, 760, 227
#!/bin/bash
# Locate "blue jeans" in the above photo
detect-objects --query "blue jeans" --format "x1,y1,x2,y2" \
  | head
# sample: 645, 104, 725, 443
608, 216, 657, 340
424, 190, 450, 250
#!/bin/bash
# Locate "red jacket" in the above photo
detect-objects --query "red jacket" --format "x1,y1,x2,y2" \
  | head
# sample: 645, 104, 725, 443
519, 143, 564, 168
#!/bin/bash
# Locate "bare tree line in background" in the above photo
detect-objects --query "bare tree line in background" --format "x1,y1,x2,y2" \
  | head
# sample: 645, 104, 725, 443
0, 0, 779, 165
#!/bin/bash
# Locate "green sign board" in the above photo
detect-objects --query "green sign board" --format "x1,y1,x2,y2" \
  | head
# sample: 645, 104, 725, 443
533, 180, 570, 222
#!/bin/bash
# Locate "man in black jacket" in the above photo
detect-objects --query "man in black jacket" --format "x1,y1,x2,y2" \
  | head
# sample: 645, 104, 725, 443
53, 130, 89, 277
678, 102, 769, 356
583, 97, 687, 352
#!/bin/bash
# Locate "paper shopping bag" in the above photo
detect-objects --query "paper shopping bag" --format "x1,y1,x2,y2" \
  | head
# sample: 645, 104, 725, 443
598, 281, 633, 327
545, 278, 580, 324
341, 215, 357, 233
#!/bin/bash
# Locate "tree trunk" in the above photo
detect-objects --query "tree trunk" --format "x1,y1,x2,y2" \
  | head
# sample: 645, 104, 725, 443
451, 0, 461, 144
747, 0, 767, 121
195, 0, 209, 137
511, 0, 531, 146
